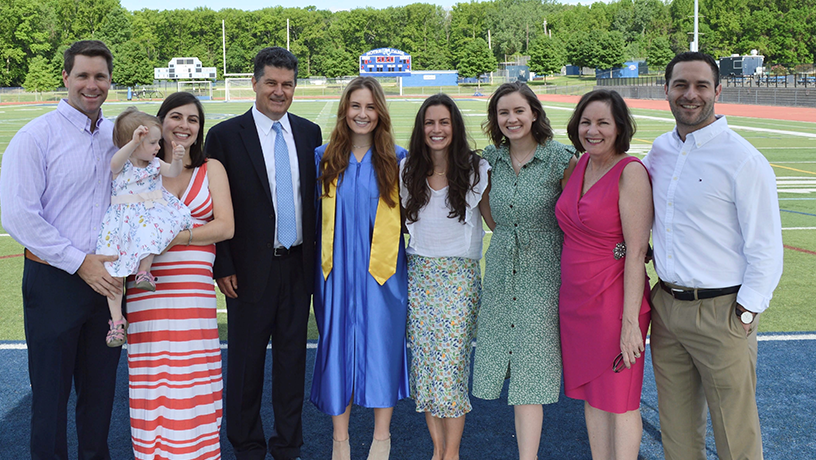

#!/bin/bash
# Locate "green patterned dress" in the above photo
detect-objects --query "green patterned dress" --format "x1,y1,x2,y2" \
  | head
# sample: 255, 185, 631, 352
472, 140, 575, 405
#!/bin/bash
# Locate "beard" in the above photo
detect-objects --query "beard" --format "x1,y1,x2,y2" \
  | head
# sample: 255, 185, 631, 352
669, 98, 716, 132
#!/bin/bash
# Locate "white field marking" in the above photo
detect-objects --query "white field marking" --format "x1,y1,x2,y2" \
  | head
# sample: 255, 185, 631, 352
783, 227, 816, 230
780, 198, 816, 200
0, 234, 9, 237
315, 101, 333, 125
778, 189, 816, 194
773, 161, 816, 163
541, 105, 816, 139
3, 333, 816, 350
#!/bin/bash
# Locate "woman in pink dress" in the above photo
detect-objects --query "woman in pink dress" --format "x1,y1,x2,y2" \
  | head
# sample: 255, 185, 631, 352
555, 89, 653, 460
126, 92, 234, 460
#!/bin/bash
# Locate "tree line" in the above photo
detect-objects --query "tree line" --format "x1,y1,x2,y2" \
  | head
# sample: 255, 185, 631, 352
2, 0, 815, 90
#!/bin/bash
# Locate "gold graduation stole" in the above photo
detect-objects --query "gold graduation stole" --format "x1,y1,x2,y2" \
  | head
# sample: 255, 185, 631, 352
321, 179, 400, 285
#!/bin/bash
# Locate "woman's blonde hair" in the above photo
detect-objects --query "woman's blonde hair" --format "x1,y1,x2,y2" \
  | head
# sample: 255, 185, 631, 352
112, 107, 162, 148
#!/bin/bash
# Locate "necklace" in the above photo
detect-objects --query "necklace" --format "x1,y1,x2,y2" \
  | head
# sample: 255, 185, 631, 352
433, 170, 446, 176
510, 144, 537, 167
352, 143, 371, 150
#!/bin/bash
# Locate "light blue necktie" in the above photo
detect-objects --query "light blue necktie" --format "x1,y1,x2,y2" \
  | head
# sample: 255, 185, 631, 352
272, 122, 297, 248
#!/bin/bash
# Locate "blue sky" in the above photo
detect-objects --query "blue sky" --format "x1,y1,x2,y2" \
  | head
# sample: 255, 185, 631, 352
120, 0, 591, 13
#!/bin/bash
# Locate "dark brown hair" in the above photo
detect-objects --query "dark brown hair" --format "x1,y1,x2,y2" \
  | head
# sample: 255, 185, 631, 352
112, 107, 161, 149
156, 92, 207, 169
64, 40, 113, 76
566, 89, 636, 154
482, 81, 553, 147
665, 51, 719, 85
318, 76, 399, 207
403, 94, 482, 223
254, 47, 299, 81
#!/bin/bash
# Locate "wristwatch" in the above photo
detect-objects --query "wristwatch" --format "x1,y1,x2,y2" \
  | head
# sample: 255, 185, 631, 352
735, 305, 756, 325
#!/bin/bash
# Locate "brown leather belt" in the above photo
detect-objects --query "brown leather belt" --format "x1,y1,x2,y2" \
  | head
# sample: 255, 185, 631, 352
24, 248, 49, 265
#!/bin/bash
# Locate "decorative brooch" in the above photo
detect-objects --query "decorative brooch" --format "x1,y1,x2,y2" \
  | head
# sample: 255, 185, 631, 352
613, 242, 626, 260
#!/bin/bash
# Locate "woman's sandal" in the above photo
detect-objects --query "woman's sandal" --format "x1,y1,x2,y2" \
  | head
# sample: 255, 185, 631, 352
106, 318, 128, 347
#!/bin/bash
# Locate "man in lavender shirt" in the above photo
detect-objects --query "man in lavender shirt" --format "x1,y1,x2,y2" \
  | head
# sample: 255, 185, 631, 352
0, 40, 122, 460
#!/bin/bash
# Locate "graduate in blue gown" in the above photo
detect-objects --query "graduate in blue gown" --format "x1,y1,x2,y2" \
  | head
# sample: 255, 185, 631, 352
312, 76, 409, 460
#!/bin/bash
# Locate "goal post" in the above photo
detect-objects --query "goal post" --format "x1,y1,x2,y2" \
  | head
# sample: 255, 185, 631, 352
225, 74, 254, 102
177, 80, 214, 100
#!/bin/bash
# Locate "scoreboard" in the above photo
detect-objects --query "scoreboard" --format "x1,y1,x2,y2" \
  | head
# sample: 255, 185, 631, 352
360, 48, 411, 77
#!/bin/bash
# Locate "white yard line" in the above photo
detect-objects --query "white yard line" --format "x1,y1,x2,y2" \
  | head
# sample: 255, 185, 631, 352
2, 333, 816, 350
542, 105, 816, 139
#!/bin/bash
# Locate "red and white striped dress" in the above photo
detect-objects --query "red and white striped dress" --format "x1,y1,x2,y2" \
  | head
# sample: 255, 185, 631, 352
127, 162, 223, 460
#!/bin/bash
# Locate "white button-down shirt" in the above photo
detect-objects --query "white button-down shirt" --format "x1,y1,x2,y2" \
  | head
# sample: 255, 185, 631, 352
252, 104, 303, 248
643, 116, 783, 313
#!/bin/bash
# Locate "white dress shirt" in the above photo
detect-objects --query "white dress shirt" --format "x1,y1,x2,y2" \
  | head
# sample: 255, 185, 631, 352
643, 115, 783, 313
252, 104, 302, 248
399, 157, 491, 259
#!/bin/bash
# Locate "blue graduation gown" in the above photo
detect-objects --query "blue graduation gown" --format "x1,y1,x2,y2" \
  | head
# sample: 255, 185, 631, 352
310, 144, 409, 416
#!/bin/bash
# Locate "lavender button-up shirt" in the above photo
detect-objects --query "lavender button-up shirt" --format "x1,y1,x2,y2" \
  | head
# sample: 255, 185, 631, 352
1, 100, 117, 274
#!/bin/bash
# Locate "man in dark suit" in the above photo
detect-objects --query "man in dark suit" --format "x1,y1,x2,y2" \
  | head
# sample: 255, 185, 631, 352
205, 47, 322, 460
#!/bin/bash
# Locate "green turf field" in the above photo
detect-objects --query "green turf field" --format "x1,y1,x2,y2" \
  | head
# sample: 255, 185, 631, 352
1, 97, 814, 340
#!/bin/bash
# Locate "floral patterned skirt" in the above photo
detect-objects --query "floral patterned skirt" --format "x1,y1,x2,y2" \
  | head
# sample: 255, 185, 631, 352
407, 254, 481, 418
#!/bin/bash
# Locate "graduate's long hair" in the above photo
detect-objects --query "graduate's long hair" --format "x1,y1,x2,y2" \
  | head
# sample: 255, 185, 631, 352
402, 94, 482, 224
318, 77, 398, 207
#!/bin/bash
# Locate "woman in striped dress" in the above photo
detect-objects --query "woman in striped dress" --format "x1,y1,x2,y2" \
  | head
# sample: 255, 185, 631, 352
126, 92, 234, 460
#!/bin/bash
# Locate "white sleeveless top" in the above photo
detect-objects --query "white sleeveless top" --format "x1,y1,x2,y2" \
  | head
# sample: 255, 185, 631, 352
399, 157, 491, 259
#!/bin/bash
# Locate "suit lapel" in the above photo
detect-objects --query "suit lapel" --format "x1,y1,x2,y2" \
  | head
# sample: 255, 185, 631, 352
289, 113, 317, 192
239, 110, 273, 203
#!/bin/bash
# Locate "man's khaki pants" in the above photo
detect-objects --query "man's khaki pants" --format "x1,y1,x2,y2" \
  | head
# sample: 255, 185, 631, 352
650, 284, 763, 460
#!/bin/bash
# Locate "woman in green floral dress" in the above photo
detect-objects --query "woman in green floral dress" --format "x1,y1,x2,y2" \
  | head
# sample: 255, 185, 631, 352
473, 82, 577, 460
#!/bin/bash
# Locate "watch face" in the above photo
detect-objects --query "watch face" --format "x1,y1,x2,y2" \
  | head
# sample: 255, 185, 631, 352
740, 311, 754, 324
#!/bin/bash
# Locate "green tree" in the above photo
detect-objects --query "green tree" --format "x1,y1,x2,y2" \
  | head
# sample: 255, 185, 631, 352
528, 38, 564, 76
23, 55, 61, 92
114, 40, 156, 86
565, 33, 597, 73
594, 31, 626, 69
457, 38, 496, 84
313, 45, 357, 78
647, 36, 674, 69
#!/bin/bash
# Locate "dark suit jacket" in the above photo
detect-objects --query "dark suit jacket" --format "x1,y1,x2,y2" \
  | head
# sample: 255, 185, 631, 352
206, 109, 323, 303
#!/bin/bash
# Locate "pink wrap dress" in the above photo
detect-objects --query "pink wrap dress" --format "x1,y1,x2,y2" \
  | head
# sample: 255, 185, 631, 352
555, 154, 651, 414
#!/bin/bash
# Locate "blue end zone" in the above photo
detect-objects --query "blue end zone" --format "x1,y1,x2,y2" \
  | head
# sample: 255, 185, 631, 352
1, 333, 814, 458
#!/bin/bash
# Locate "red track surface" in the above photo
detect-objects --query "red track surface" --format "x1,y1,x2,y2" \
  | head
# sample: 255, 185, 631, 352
538, 94, 816, 123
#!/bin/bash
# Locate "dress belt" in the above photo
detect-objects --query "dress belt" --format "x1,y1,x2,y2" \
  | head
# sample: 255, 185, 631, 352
659, 280, 740, 301
272, 244, 301, 258
24, 248, 49, 265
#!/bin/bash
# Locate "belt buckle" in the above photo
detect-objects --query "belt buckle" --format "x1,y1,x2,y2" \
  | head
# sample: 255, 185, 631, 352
273, 247, 287, 257
670, 287, 684, 298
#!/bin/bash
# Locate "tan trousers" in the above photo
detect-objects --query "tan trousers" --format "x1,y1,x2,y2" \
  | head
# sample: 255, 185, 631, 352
649, 283, 763, 460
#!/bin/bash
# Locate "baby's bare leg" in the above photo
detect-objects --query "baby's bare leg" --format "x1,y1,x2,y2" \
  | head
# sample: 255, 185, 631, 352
138, 254, 155, 274
107, 283, 124, 321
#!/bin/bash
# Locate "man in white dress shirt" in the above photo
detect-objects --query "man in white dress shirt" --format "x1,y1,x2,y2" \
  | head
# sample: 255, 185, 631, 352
642, 52, 783, 460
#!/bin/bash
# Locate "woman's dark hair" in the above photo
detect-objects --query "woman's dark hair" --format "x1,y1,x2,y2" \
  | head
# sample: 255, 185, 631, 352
319, 76, 399, 207
566, 89, 635, 155
482, 81, 553, 147
403, 94, 482, 224
156, 92, 206, 169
